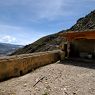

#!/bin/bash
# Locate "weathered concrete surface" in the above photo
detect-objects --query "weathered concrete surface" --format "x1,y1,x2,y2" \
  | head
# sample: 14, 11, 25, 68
0, 50, 65, 81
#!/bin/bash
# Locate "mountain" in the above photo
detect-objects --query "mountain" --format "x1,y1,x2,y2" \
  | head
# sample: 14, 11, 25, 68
69, 10, 95, 31
11, 33, 64, 55
11, 10, 95, 55
0, 43, 23, 56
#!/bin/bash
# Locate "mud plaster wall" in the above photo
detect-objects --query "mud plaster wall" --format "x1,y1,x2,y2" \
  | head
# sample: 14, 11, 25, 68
0, 50, 64, 81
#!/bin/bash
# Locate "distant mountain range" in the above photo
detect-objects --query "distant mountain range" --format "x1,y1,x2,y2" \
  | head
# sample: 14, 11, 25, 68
0, 43, 23, 56
11, 10, 95, 55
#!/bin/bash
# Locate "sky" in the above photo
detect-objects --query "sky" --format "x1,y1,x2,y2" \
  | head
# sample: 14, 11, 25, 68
0, 0, 95, 45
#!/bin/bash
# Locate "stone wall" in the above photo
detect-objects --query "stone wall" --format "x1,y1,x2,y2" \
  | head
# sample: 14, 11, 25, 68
0, 50, 65, 81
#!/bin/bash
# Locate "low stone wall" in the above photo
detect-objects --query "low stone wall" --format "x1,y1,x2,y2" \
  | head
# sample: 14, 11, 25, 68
0, 50, 65, 81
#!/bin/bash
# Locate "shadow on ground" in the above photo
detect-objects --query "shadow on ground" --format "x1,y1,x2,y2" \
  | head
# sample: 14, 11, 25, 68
59, 58, 95, 69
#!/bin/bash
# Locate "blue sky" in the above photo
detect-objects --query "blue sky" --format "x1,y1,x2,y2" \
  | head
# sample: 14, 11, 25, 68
0, 0, 95, 45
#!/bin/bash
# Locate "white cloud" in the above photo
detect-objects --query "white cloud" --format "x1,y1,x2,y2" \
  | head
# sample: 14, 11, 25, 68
0, 24, 47, 45
0, 0, 94, 23
0, 0, 94, 44
0, 35, 16, 43
0, 0, 73, 21
28, 0, 73, 20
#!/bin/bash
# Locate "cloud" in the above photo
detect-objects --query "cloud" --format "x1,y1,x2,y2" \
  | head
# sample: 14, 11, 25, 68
30, 0, 66, 19
0, 24, 47, 45
0, 0, 95, 45
0, 0, 95, 23
0, 0, 73, 22
0, 0, 94, 24
0, 35, 16, 43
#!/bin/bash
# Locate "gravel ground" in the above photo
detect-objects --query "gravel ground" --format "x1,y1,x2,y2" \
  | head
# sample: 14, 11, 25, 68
0, 61, 95, 95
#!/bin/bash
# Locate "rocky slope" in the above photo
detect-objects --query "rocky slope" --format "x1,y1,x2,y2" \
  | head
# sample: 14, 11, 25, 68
11, 33, 64, 55
11, 10, 95, 55
69, 10, 95, 31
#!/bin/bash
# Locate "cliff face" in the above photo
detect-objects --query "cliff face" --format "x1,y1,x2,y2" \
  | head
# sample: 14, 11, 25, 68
11, 10, 95, 55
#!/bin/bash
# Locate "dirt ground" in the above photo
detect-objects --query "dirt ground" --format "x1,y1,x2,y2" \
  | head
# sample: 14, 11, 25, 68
0, 60, 95, 95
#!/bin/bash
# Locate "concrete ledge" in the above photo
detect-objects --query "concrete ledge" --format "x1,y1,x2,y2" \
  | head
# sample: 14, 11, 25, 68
0, 50, 65, 82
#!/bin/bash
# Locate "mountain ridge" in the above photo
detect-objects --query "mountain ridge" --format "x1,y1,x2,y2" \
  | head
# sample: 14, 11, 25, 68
11, 10, 95, 55
69, 10, 95, 31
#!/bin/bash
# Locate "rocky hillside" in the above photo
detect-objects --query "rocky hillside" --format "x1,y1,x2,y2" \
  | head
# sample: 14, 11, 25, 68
69, 10, 95, 31
11, 33, 64, 55
11, 10, 95, 55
